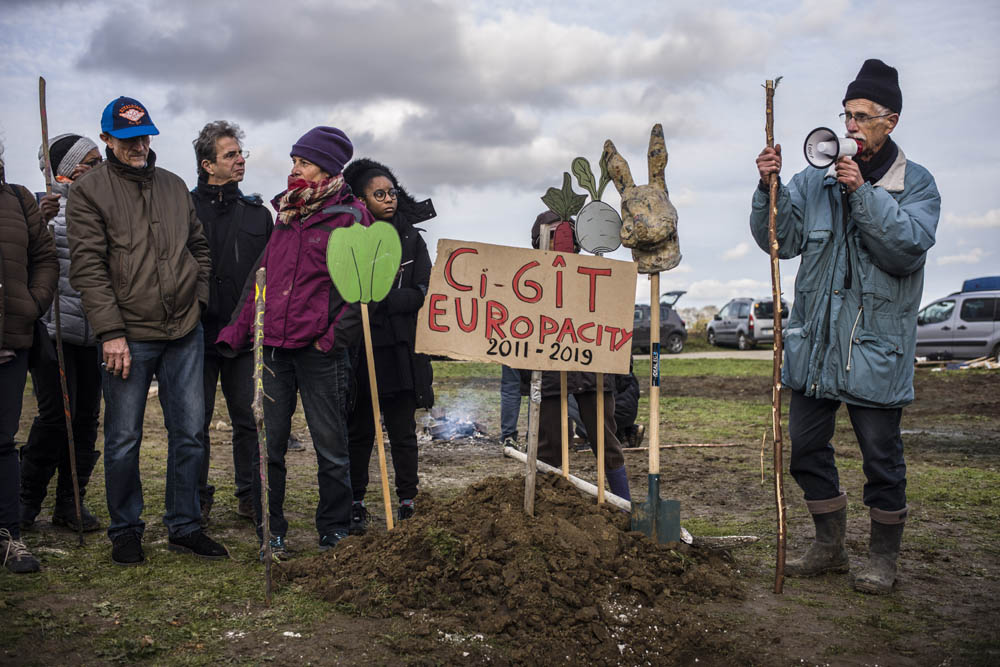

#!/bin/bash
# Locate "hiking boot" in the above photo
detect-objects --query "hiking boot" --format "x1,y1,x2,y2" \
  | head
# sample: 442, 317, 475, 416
349, 502, 370, 535
853, 510, 907, 595
786, 495, 849, 578
167, 529, 229, 560
52, 502, 101, 532
111, 532, 145, 567
287, 435, 306, 452
259, 535, 290, 562
398, 501, 415, 522
1, 528, 41, 574
319, 531, 349, 552
236, 496, 254, 520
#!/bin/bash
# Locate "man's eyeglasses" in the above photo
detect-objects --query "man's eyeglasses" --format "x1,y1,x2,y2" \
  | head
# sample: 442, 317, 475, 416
839, 112, 894, 125
220, 149, 250, 161
371, 187, 398, 202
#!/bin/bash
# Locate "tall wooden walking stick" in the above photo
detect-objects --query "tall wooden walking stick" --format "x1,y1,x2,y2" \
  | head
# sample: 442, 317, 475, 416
252, 268, 272, 606
40, 76, 84, 546
764, 77, 788, 593
325, 215, 402, 530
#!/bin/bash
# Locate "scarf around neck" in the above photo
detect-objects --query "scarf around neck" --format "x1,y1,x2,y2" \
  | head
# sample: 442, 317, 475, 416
275, 173, 346, 226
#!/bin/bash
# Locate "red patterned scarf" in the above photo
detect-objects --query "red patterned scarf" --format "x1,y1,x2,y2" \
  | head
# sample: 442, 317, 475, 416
275, 173, 346, 226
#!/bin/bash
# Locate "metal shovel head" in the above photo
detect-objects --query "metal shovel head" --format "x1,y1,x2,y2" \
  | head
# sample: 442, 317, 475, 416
630, 474, 680, 543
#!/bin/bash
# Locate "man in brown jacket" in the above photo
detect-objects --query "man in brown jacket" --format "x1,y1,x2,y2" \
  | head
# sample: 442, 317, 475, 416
67, 96, 227, 566
1, 146, 58, 573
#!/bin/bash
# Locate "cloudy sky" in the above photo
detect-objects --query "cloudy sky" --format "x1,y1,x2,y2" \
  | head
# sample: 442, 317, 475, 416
1, 0, 997, 308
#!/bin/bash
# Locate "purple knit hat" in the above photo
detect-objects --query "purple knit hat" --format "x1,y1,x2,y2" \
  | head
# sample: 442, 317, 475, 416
291, 126, 353, 177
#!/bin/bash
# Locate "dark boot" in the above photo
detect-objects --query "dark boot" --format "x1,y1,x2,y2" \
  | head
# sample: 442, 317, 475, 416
51, 450, 101, 532
786, 493, 849, 577
19, 454, 57, 531
606, 466, 632, 503
853, 507, 907, 595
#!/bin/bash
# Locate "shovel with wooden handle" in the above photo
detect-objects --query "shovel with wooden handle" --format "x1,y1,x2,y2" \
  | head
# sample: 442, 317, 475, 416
629, 273, 680, 542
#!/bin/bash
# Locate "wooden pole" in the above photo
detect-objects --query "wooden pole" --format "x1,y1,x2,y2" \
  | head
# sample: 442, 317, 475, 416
559, 372, 569, 478
765, 77, 787, 594
39, 77, 53, 194
649, 274, 661, 482
595, 372, 605, 504
524, 223, 552, 515
361, 303, 394, 530
252, 269, 272, 606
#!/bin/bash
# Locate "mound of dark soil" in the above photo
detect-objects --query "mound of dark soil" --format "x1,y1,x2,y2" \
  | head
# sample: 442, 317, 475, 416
279, 475, 753, 665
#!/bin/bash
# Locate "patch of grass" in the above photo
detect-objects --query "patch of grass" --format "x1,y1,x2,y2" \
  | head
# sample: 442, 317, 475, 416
634, 358, 772, 378
422, 526, 464, 565
432, 360, 501, 379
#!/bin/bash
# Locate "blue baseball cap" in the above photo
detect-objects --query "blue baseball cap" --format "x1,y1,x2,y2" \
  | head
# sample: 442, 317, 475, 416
100, 96, 160, 139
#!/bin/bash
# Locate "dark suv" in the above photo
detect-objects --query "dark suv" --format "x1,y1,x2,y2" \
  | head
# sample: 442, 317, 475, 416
631, 290, 688, 354
707, 297, 788, 350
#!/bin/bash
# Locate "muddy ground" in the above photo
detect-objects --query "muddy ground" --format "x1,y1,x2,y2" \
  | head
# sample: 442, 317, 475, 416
3, 363, 999, 665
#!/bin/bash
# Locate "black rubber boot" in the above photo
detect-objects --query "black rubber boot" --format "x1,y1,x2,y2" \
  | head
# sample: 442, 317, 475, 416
785, 493, 849, 577
853, 510, 906, 595
19, 454, 57, 531
51, 450, 101, 532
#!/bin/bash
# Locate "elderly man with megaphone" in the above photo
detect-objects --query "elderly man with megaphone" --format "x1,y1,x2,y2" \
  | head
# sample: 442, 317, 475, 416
750, 59, 941, 594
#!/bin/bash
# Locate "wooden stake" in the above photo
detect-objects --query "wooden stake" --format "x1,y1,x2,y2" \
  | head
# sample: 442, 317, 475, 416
595, 372, 605, 504
361, 303, 394, 531
39, 77, 53, 193
765, 77, 787, 594
524, 222, 552, 515
649, 274, 661, 480
252, 268, 272, 606
559, 372, 569, 478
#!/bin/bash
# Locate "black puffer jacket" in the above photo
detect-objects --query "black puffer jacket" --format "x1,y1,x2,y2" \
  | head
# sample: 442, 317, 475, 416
190, 177, 273, 344
344, 159, 434, 406
0, 180, 58, 350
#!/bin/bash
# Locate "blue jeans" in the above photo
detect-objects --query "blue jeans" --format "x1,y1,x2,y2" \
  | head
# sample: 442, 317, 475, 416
103, 325, 205, 540
788, 390, 907, 511
0, 350, 29, 538
252, 345, 351, 538
500, 365, 522, 440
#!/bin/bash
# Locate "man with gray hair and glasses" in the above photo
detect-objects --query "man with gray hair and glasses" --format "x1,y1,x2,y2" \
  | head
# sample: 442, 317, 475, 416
191, 121, 273, 525
751, 59, 940, 594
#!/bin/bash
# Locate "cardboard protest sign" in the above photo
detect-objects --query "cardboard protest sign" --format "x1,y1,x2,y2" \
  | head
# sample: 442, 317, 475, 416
416, 239, 638, 373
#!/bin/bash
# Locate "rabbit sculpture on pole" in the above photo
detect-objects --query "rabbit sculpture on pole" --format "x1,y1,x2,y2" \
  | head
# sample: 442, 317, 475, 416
603, 123, 681, 542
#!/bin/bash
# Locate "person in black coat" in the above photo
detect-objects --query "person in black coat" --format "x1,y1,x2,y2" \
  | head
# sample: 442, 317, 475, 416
343, 158, 434, 531
190, 121, 273, 524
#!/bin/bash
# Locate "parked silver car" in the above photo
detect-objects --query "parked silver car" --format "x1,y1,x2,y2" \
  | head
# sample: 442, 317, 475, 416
707, 297, 788, 350
916, 287, 1000, 360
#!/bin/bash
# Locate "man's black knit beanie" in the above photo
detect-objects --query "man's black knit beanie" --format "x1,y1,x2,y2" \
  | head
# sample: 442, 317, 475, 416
843, 59, 902, 113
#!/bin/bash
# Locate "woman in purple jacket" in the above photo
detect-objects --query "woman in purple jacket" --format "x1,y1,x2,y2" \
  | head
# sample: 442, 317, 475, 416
218, 127, 371, 557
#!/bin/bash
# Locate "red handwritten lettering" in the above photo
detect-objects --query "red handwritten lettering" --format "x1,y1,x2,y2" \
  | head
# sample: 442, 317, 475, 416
612, 328, 634, 351
444, 247, 476, 292
485, 300, 509, 339
455, 298, 478, 332
577, 322, 595, 343
576, 266, 612, 312
428, 294, 449, 332
512, 261, 542, 303
539, 315, 559, 343
510, 316, 534, 339
556, 318, 578, 343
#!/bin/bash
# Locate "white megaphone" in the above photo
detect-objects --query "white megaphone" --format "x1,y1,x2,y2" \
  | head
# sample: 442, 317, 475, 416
804, 127, 864, 176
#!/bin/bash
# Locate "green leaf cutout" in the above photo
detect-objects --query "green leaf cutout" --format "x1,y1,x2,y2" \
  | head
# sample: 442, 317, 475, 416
326, 222, 402, 304
596, 150, 611, 201
540, 172, 587, 221
571, 157, 598, 201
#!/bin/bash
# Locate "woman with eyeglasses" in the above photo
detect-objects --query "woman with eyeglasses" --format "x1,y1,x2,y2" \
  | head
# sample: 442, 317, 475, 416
342, 158, 434, 532
20, 134, 105, 534
218, 127, 372, 557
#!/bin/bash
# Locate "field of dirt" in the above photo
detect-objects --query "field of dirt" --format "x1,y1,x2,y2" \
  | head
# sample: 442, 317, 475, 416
4, 363, 999, 665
